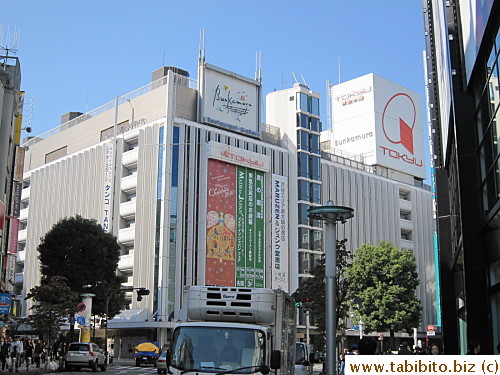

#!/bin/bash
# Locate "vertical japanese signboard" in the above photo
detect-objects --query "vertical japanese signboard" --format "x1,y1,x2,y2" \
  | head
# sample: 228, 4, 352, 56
206, 159, 265, 287
271, 175, 289, 292
102, 143, 113, 232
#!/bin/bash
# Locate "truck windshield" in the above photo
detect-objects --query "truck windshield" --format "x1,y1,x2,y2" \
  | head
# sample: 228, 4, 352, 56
170, 326, 265, 373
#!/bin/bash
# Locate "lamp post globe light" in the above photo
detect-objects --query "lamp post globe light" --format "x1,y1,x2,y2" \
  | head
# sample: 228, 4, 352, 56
308, 201, 354, 375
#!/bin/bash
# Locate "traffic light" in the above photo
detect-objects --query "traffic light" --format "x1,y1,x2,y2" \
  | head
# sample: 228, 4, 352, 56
136, 288, 150, 301
295, 302, 302, 308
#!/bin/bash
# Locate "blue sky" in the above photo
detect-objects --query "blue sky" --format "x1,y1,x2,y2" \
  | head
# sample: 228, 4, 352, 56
2, 0, 428, 170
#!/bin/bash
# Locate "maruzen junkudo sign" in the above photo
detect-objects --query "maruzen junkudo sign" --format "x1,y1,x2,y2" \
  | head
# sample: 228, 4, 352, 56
331, 73, 425, 179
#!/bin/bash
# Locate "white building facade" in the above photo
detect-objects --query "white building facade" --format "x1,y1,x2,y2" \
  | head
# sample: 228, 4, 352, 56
18, 65, 290, 350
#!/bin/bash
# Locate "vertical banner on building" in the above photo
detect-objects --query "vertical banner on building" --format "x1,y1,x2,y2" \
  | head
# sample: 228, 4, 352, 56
271, 174, 289, 292
206, 159, 265, 287
254, 171, 265, 288
102, 143, 113, 232
5, 254, 16, 292
206, 159, 237, 286
9, 219, 19, 254
11, 183, 22, 218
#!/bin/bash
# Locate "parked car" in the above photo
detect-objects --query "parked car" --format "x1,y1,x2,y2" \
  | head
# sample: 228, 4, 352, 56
156, 352, 168, 374
64, 342, 107, 372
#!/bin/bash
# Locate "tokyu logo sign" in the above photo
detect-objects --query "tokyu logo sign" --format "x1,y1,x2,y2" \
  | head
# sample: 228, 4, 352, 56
380, 93, 423, 167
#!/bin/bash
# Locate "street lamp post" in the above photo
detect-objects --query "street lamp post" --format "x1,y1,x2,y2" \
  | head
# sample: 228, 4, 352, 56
308, 201, 353, 375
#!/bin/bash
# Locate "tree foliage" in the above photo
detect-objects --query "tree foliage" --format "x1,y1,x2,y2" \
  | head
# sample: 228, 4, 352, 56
292, 239, 352, 350
37, 215, 125, 318
345, 241, 421, 339
24, 276, 78, 346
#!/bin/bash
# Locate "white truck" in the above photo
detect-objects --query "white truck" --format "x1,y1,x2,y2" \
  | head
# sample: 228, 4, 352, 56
166, 286, 296, 375
294, 342, 314, 375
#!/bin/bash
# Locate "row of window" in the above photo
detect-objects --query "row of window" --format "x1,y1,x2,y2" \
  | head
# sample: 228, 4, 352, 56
297, 113, 321, 132
298, 152, 321, 180
298, 179, 321, 204
477, 29, 500, 212
297, 130, 320, 154
298, 93, 320, 116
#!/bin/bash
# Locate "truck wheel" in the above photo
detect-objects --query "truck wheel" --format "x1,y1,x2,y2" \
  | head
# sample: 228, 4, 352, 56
100, 362, 107, 371
135, 360, 141, 367
92, 361, 98, 372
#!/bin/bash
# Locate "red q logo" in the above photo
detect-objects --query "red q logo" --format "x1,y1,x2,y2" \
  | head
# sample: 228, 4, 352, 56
381, 93, 416, 154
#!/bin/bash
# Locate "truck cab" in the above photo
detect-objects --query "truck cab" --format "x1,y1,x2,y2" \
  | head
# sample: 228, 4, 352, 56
167, 286, 296, 375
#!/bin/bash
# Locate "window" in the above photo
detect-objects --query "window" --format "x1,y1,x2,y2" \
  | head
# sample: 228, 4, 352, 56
45, 146, 68, 163
311, 230, 323, 251
310, 117, 320, 132
298, 204, 310, 225
310, 96, 320, 115
310, 182, 321, 204
309, 155, 321, 180
309, 134, 320, 154
298, 180, 310, 201
299, 93, 309, 112
298, 152, 309, 178
298, 227, 310, 249
297, 130, 309, 151
297, 113, 309, 129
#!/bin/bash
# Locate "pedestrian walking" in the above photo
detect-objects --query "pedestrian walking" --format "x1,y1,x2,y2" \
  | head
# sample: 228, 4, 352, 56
34, 339, 42, 368
0, 337, 9, 371
24, 339, 34, 371
9, 337, 23, 373
397, 342, 413, 355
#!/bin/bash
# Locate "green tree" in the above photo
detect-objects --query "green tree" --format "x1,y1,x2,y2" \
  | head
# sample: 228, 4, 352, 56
292, 239, 352, 351
345, 240, 421, 347
24, 276, 79, 347
37, 215, 125, 318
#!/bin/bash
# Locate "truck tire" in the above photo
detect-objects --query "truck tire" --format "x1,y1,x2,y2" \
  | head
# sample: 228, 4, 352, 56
92, 361, 98, 372
100, 362, 107, 371
135, 359, 141, 367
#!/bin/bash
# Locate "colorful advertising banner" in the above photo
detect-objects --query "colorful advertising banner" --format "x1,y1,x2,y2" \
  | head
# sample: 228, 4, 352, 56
0, 294, 11, 314
271, 175, 289, 292
101, 143, 113, 232
206, 158, 265, 287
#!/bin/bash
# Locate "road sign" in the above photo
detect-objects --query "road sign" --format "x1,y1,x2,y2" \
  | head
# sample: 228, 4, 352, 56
77, 302, 86, 312
426, 331, 436, 336
427, 325, 435, 331
77, 316, 86, 325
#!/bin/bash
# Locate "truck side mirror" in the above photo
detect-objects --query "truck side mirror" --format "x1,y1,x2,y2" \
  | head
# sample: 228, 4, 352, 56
270, 350, 281, 369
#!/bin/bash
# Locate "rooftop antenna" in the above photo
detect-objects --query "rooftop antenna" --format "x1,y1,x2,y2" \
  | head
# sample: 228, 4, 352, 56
338, 57, 341, 84
281, 72, 284, 90
255, 50, 262, 82
300, 74, 308, 87
291, 72, 298, 84
162, 50, 166, 66
326, 80, 333, 131
198, 28, 206, 63
0, 25, 20, 57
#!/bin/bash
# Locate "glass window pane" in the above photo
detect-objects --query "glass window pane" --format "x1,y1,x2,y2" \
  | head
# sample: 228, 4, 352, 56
300, 130, 309, 150
310, 117, 319, 132
298, 152, 309, 178
300, 93, 309, 112
311, 230, 323, 251
298, 204, 310, 225
311, 97, 320, 115
309, 155, 321, 180
310, 134, 320, 154
297, 113, 309, 129
298, 228, 310, 249
311, 182, 321, 204
298, 180, 309, 201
